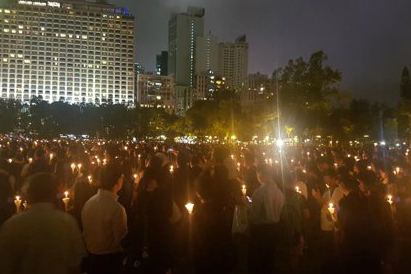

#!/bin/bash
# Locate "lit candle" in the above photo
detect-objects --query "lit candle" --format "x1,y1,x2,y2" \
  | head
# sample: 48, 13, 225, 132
387, 195, 393, 205
124, 146, 128, 151
62, 191, 70, 212
241, 185, 247, 196
367, 165, 372, 170
23, 201, 28, 210
395, 167, 400, 173
185, 203, 194, 214
28, 157, 33, 163
169, 165, 174, 174
231, 154, 234, 160
8, 158, 12, 163
325, 184, 330, 189
237, 162, 241, 171
103, 159, 107, 165
328, 203, 335, 215
302, 169, 307, 174
87, 175, 92, 183
50, 153, 53, 160
70, 163, 76, 173
14, 196, 22, 213
77, 163, 82, 170
295, 186, 302, 194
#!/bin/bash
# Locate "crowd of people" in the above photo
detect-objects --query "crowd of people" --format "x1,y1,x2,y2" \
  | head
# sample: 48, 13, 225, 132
0, 138, 410, 274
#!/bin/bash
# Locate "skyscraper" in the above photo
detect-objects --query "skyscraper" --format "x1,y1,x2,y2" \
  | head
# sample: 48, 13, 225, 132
219, 35, 249, 90
156, 51, 168, 76
0, 0, 135, 104
195, 33, 219, 75
168, 7, 205, 87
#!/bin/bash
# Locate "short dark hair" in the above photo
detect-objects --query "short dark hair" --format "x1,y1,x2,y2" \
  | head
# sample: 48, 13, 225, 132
256, 163, 272, 177
35, 148, 46, 159
99, 163, 123, 190
323, 169, 337, 179
24, 173, 58, 204
338, 172, 358, 191
357, 171, 376, 187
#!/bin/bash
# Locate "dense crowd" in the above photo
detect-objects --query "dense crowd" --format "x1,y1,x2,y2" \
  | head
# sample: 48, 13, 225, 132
0, 139, 410, 274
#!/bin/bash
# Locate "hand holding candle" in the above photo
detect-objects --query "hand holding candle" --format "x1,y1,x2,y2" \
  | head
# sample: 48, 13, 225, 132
328, 203, 335, 215
185, 203, 194, 214
387, 195, 393, 205
62, 191, 70, 212
241, 184, 247, 196
14, 196, 22, 213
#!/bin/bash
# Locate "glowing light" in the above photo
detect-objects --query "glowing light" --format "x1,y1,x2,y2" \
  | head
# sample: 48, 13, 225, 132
328, 203, 335, 214
185, 203, 194, 214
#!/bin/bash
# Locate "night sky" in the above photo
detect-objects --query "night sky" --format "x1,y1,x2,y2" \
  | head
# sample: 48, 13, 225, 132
110, 0, 411, 105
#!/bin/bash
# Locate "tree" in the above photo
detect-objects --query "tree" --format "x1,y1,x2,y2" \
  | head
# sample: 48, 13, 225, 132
399, 67, 411, 144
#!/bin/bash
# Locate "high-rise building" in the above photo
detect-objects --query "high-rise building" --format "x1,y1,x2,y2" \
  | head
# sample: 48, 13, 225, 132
242, 72, 269, 104
136, 73, 174, 112
135, 62, 145, 75
195, 33, 219, 75
156, 51, 168, 76
0, 0, 135, 104
194, 70, 226, 100
168, 7, 204, 87
218, 35, 248, 90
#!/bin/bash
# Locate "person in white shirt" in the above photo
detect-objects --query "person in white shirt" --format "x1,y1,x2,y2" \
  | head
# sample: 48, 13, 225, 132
312, 169, 344, 270
82, 163, 127, 274
249, 164, 285, 274
0, 173, 86, 274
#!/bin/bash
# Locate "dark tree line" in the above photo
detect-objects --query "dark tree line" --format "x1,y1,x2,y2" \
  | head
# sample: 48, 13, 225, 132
0, 51, 409, 142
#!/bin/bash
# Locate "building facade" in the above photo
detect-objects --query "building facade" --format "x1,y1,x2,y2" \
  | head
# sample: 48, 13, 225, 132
0, 0, 135, 104
155, 51, 168, 76
218, 35, 248, 91
195, 33, 219, 76
168, 7, 204, 87
242, 72, 270, 105
136, 73, 174, 112
194, 70, 226, 100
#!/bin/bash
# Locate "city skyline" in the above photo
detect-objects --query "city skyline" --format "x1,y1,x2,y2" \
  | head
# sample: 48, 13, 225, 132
111, 0, 411, 106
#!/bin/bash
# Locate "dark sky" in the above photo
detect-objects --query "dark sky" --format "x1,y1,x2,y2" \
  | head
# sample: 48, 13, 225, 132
110, 0, 411, 105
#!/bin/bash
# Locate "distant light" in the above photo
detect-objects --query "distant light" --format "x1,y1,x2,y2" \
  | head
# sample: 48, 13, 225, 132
276, 139, 284, 147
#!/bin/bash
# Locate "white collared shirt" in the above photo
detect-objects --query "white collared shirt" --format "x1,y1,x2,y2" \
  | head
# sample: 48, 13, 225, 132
82, 189, 127, 255
0, 203, 86, 274
250, 182, 285, 225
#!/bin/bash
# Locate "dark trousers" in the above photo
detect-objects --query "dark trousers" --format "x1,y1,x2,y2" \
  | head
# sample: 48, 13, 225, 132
248, 224, 280, 274
85, 252, 124, 274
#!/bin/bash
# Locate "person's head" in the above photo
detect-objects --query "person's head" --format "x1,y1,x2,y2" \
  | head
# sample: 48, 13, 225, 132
23, 173, 58, 205
337, 171, 358, 194
323, 169, 338, 188
357, 171, 376, 195
256, 163, 273, 184
316, 156, 331, 172
34, 148, 46, 161
99, 163, 124, 193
